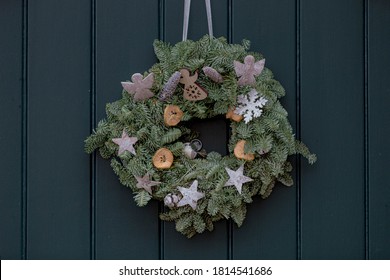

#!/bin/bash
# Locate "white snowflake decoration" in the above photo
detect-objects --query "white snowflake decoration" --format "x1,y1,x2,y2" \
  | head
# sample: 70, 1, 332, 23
234, 89, 268, 124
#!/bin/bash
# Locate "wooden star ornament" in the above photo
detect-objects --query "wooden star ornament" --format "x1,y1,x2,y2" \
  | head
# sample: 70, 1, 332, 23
112, 130, 138, 156
134, 173, 161, 194
177, 180, 205, 210
224, 165, 253, 194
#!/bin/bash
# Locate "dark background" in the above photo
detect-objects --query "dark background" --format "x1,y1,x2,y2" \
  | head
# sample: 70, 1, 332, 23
1, 0, 389, 260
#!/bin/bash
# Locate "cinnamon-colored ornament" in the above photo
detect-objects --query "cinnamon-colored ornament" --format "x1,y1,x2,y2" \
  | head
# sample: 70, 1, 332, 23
202, 66, 223, 83
153, 148, 174, 169
234, 140, 255, 161
164, 105, 184, 126
179, 69, 208, 101
226, 107, 243, 122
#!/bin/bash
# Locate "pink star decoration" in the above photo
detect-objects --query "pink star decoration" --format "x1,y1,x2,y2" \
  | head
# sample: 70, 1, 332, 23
224, 165, 253, 194
112, 130, 138, 156
134, 173, 161, 194
121, 73, 154, 101
234, 55, 265, 86
177, 180, 205, 210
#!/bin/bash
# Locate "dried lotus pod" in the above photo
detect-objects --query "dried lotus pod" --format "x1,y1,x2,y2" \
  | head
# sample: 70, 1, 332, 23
163, 105, 184, 126
234, 140, 255, 161
153, 148, 174, 169
164, 193, 180, 208
226, 107, 243, 122
202, 66, 223, 83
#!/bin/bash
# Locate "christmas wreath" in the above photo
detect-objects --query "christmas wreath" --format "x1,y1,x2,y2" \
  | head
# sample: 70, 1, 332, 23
85, 36, 316, 237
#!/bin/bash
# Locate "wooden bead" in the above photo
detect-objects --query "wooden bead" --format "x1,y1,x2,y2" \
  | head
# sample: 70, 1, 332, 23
226, 107, 243, 122
234, 140, 255, 161
179, 69, 208, 101
164, 105, 184, 126
153, 148, 174, 169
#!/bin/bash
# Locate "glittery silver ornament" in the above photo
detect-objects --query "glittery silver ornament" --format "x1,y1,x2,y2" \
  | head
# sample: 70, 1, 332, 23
202, 66, 223, 83
159, 71, 181, 101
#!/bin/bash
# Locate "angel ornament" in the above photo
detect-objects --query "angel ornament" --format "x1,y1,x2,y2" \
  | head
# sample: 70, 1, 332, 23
179, 69, 208, 101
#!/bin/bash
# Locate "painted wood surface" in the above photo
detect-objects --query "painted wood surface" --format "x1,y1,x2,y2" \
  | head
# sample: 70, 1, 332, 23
0, 0, 389, 259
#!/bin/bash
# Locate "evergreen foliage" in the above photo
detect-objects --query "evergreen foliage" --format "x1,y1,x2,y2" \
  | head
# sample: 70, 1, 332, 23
85, 36, 316, 237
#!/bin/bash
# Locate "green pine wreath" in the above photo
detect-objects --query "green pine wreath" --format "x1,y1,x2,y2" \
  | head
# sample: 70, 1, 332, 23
85, 36, 316, 238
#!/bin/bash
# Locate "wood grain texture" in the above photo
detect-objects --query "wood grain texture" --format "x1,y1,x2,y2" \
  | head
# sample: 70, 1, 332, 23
232, 0, 298, 260
26, 0, 91, 259
94, 0, 160, 259
0, 0, 23, 260
300, 0, 365, 259
163, 0, 230, 260
0, 0, 389, 260
368, 0, 390, 260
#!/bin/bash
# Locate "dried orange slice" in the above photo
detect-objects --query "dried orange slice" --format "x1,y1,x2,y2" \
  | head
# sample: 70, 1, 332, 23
153, 148, 174, 169
164, 105, 184, 126
234, 140, 255, 161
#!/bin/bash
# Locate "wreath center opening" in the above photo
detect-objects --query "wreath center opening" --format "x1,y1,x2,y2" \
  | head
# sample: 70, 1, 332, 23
187, 116, 229, 156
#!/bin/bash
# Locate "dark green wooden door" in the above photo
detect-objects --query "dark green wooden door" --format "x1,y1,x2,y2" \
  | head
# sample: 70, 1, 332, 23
1, 0, 389, 260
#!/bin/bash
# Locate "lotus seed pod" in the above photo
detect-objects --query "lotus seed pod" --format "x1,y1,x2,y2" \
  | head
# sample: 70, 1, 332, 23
164, 194, 174, 207
202, 66, 223, 83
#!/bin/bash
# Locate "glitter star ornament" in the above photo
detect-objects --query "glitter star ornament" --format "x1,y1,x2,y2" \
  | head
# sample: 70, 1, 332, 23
112, 130, 138, 156
134, 173, 161, 194
234, 55, 265, 86
121, 73, 154, 101
177, 180, 205, 210
225, 165, 253, 194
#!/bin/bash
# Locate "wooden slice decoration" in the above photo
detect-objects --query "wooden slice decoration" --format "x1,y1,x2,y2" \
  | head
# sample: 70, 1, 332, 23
153, 148, 174, 169
164, 105, 184, 126
179, 69, 208, 101
226, 107, 243, 122
234, 140, 255, 161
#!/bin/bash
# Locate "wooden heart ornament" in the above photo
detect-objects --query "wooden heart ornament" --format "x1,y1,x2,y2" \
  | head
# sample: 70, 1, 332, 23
179, 69, 208, 101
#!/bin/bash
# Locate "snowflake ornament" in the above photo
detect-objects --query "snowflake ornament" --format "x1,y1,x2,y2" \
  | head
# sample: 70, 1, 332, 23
121, 73, 154, 101
234, 89, 268, 124
234, 55, 265, 86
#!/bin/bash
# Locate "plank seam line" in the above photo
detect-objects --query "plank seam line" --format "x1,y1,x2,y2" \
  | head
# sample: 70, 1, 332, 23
90, 0, 97, 260
158, 0, 166, 261
227, 0, 234, 261
295, 0, 302, 261
21, 0, 28, 261
363, 0, 370, 260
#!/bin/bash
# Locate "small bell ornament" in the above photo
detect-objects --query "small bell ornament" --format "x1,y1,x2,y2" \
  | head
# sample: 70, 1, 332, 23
183, 143, 197, 159
182, 139, 203, 159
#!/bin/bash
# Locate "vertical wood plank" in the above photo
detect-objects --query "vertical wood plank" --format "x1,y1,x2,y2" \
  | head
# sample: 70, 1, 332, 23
0, 0, 23, 260
232, 0, 298, 259
26, 0, 91, 259
163, 0, 230, 260
95, 0, 159, 259
368, 0, 390, 260
300, 0, 365, 259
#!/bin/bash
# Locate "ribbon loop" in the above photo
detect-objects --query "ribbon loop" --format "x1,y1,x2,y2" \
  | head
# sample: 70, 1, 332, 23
182, 0, 214, 41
